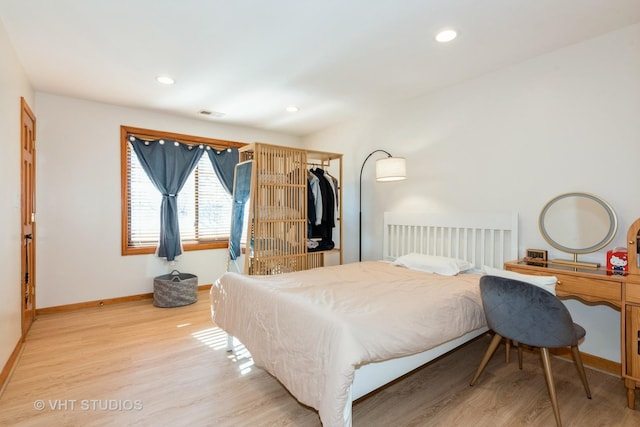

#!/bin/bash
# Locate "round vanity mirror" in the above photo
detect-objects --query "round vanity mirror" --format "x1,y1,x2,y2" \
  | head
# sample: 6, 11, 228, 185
539, 192, 617, 267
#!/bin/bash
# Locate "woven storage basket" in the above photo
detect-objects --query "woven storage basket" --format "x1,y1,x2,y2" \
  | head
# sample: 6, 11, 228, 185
153, 270, 198, 307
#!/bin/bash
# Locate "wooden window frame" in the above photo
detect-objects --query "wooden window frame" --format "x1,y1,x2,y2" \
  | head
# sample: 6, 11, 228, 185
120, 125, 245, 256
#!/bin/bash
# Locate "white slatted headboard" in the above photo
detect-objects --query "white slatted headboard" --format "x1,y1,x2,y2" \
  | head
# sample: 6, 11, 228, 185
383, 212, 518, 269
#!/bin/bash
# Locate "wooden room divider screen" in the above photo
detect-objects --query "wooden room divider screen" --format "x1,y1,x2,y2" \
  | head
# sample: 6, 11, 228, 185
236, 142, 342, 275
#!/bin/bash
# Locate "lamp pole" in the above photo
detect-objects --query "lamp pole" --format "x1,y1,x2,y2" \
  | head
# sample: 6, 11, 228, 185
359, 149, 392, 262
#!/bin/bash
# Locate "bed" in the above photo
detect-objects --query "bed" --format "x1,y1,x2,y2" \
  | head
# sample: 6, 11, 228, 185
210, 211, 518, 426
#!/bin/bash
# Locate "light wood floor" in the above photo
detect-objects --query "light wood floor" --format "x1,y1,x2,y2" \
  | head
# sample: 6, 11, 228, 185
2, 290, 640, 427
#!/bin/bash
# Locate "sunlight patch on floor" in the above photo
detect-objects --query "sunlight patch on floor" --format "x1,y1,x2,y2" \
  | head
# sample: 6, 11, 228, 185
191, 327, 255, 374
191, 326, 230, 350
226, 337, 254, 375
238, 360, 254, 375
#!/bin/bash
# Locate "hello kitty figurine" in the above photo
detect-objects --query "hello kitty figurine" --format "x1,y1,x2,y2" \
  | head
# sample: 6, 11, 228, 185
606, 247, 628, 273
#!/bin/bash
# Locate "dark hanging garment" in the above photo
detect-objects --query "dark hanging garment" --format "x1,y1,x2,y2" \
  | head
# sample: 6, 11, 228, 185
309, 168, 335, 247
307, 179, 316, 238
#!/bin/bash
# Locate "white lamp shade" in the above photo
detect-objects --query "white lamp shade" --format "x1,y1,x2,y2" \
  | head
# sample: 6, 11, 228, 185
375, 157, 407, 182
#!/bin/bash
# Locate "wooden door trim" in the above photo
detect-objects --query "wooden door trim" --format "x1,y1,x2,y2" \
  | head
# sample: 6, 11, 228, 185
20, 97, 36, 339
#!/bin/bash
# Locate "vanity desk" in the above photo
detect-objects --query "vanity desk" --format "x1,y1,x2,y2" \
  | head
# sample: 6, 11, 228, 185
505, 215, 640, 410
504, 260, 624, 308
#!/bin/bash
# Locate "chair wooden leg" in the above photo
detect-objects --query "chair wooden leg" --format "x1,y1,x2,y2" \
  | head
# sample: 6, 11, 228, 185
505, 338, 511, 363
470, 333, 503, 386
540, 347, 562, 427
570, 345, 592, 399
517, 344, 523, 370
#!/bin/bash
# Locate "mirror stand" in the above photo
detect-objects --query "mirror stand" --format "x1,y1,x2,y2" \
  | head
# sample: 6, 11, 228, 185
550, 254, 600, 269
539, 192, 617, 270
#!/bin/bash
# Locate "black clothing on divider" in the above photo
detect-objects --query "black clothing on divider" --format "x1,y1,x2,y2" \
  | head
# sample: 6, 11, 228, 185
309, 168, 335, 247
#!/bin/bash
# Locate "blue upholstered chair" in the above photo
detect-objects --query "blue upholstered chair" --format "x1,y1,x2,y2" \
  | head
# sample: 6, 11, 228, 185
469, 275, 592, 427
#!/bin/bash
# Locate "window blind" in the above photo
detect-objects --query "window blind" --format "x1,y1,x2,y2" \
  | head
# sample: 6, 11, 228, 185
128, 145, 232, 247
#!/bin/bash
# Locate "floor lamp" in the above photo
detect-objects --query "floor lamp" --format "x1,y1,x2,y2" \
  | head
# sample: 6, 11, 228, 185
359, 150, 407, 262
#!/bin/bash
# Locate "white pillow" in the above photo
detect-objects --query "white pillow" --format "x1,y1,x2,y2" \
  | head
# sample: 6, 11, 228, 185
483, 265, 557, 295
393, 253, 474, 276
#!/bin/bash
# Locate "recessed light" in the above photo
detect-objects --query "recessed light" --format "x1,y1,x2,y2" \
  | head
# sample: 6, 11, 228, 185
286, 106, 299, 113
435, 29, 457, 43
156, 75, 175, 85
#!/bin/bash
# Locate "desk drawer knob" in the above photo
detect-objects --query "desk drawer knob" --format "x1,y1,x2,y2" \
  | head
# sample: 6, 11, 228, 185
556, 280, 562, 285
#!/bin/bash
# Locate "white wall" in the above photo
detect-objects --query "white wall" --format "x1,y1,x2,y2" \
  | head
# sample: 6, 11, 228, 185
0, 21, 34, 373
304, 24, 640, 362
34, 93, 301, 308
5, 17, 638, 370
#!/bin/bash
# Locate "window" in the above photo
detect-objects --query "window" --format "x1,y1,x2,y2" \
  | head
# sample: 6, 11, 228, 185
121, 126, 244, 255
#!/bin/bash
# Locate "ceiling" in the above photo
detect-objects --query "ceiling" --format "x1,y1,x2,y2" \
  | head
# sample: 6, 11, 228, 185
1, 0, 639, 136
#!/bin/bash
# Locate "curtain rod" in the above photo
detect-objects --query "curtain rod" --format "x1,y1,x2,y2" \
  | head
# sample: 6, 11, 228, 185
127, 133, 239, 151
121, 125, 245, 148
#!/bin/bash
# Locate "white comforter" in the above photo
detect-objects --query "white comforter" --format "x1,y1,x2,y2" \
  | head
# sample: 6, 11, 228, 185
210, 261, 486, 427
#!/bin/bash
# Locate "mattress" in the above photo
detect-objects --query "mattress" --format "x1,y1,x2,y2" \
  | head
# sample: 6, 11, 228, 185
210, 261, 486, 427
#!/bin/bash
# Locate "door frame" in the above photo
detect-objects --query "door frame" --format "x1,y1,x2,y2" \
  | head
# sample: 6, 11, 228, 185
21, 97, 36, 338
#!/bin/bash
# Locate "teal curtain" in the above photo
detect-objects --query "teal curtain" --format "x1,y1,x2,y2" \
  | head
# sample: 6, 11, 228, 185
206, 147, 239, 195
129, 136, 204, 261
229, 161, 252, 260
